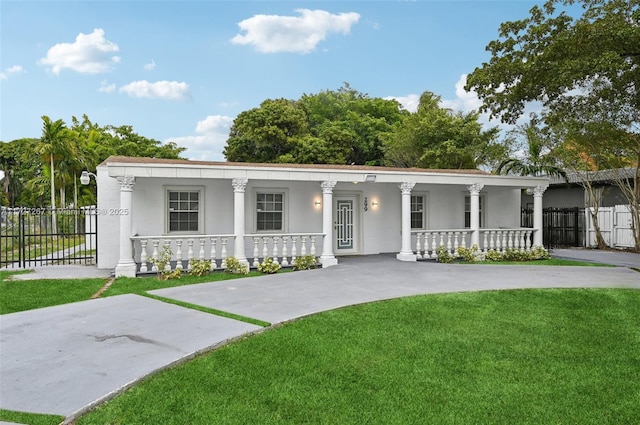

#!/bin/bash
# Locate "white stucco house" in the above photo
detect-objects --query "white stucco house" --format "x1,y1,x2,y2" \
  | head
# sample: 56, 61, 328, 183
96, 156, 549, 277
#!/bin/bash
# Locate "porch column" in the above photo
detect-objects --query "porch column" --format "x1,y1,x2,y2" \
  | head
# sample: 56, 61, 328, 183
115, 176, 137, 277
467, 183, 484, 247
397, 182, 417, 261
320, 180, 338, 267
232, 178, 248, 264
532, 185, 546, 247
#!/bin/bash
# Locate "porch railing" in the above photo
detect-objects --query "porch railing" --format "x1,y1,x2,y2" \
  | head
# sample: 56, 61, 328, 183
245, 233, 323, 267
131, 232, 323, 273
412, 228, 536, 260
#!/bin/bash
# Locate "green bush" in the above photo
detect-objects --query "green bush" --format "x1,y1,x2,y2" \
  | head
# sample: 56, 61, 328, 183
485, 250, 504, 262
292, 255, 318, 271
225, 256, 249, 275
189, 259, 212, 277
149, 245, 181, 280
435, 246, 454, 263
457, 245, 479, 262
529, 246, 551, 260
257, 257, 282, 274
502, 249, 530, 262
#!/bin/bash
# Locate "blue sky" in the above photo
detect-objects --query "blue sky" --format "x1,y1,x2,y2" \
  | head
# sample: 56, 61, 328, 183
1, 0, 544, 162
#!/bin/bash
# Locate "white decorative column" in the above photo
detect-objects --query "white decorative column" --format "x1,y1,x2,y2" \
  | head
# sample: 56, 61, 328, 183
467, 183, 484, 247
115, 176, 137, 277
397, 182, 417, 261
531, 185, 546, 247
232, 178, 249, 264
320, 181, 338, 267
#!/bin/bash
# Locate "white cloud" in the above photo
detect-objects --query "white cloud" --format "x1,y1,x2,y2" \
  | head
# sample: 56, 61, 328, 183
98, 80, 116, 93
144, 59, 156, 71
119, 80, 190, 100
385, 94, 420, 113
166, 115, 234, 161
231, 9, 360, 54
0, 65, 25, 80
39, 29, 120, 75
439, 74, 484, 113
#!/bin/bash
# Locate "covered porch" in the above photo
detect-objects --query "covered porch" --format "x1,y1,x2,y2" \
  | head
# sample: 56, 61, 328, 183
95, 156, 549, 277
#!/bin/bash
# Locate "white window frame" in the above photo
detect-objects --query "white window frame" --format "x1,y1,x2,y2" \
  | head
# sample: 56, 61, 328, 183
464, 193, 486, 228
410, 193, 429, 230
165, 186, 205, 235
253, 188, 289, 233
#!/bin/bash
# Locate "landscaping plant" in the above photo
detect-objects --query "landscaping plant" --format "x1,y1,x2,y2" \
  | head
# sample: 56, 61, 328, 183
188, 259, 213, 277
292, 255, 318, 271
257, 257, 281, 274
225, 257, 249, 275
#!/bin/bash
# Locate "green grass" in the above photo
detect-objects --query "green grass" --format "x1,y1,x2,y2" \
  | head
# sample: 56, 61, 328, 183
0, 271, 266, 315
0, 275, 107, 314
479, 258, 615, 266
0, 409, 64, 425
76, 288, 640, 425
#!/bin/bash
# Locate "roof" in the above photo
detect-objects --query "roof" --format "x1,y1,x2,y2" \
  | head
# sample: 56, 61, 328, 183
101, 156, 489, 175
549, 168, 638, 185
100, 155, 549, 188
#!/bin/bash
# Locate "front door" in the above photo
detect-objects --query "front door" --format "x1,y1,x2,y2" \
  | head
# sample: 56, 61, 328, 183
334, 195, 359, 255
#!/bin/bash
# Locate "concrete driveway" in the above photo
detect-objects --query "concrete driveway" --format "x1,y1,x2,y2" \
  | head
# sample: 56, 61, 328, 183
1, 253, 639, 423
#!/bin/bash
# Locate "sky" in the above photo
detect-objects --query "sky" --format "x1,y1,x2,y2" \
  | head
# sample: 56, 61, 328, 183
1, 0, 547, 163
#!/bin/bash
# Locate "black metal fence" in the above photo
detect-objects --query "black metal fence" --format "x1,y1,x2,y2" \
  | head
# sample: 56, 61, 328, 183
521, 207, 585, 248
0, 207, 97, 269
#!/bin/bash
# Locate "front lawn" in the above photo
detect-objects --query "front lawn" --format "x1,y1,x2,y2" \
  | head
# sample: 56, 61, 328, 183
0, 271, 263, 315
74, 288, 640, 424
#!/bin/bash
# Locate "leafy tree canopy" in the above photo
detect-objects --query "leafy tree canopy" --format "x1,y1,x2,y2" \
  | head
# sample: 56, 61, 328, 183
383, 92, 503, 169
225, 84, 407, 165
466, 0, 639, 127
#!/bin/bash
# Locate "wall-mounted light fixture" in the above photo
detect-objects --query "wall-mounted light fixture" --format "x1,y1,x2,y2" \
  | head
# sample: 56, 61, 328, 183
314, 200, 321, 207
372, 200, 378, 207
80, 170, 97, 185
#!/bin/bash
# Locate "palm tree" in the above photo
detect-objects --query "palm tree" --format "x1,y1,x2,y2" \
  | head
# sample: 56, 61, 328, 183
35, 116, 69, 233
496, 120, 567, 179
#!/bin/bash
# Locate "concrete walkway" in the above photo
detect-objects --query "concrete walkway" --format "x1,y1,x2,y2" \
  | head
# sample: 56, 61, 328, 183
1, 250, 639, 423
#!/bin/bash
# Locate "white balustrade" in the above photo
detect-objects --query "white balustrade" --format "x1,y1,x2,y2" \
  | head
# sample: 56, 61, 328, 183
131, 234, 233, 273
412, 228, 536, 260
245, 233, 323, 266
131, 232, 323, 274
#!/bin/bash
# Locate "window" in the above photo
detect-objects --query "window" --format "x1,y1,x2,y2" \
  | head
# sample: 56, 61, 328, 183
411, 195, 426, 229
256, 192, 284, 231
464, 195, 484, 228
166, 188, 203, 233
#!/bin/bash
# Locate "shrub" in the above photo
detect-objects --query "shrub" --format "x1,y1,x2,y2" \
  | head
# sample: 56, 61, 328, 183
189, 259, 212, 277
225, 256, 249, 275
149, 245, 181, 280
457, 245, 479, 262
257, 257, 281, 274
485, 250, 504, 262
502, 249, 531, 262
529, 246, 551, 260
435, 246, 454, 263
292, 255, 318, 271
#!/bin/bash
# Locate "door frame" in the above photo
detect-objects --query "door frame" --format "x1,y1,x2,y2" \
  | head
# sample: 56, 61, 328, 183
333, 192, 362, 255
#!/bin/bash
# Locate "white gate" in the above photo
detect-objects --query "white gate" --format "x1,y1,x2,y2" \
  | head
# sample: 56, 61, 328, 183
586, 205, 635, 248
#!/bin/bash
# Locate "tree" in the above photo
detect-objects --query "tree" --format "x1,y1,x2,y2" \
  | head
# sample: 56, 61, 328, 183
224, 99, 309, 163
382, 92, 503, 169
300, 84, 406, 165
496, 116, 567, 178
465, 0, 639, 126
